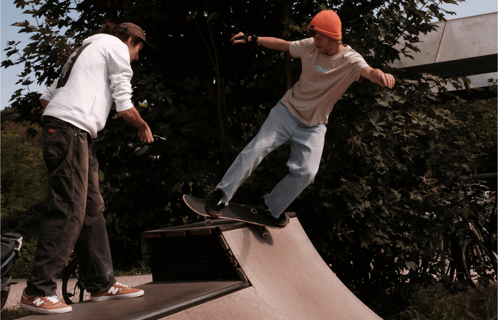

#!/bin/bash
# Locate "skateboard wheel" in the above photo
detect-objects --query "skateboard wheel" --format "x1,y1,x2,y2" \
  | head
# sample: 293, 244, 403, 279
258, 226, 270, 238
251, 208, 258, 214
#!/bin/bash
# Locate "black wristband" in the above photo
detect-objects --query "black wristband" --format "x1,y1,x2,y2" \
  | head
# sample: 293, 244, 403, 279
239, 33, 250, 43
251, 34, 258, 43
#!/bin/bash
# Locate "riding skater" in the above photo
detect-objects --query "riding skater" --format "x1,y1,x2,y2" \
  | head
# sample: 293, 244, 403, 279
205, 10, 395, 226
21, 22, 154, 314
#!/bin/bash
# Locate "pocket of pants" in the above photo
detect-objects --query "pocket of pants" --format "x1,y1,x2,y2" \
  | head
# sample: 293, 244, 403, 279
49, 172, 74, 202
42, 123, 70, 171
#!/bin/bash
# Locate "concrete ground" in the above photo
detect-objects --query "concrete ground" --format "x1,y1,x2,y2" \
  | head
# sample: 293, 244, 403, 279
3, 275, 152, 311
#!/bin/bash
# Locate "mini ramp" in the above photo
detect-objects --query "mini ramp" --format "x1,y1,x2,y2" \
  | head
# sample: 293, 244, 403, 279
20, 216, 381, 320
159, 216, 381, 320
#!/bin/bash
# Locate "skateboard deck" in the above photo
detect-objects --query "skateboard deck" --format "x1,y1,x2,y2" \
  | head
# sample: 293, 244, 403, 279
183, 195, 288, 230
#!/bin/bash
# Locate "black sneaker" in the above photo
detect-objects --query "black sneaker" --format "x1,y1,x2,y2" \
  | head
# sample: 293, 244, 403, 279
269, 212, 289, 227
260, 200, 289, 227
205, 189, 225, 218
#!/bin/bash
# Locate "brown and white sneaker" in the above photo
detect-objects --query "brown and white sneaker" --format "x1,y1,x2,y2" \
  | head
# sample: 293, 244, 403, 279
90, 282, 144, 301
20, 290, 72, 314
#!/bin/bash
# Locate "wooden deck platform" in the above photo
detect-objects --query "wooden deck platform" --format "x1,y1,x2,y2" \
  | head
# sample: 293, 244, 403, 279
21, 281, 248, 320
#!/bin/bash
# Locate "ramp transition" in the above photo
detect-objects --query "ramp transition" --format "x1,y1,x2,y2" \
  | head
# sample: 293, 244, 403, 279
158, 216, 381, 320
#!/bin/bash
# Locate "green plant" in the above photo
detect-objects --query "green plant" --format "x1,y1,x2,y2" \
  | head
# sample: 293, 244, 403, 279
1, 120, 46, 220
10, 236, 38, 278
396, 284, 498, 320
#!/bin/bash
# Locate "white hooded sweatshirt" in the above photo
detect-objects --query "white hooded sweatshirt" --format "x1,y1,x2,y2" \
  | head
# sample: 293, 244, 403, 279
41, 33, 134, 138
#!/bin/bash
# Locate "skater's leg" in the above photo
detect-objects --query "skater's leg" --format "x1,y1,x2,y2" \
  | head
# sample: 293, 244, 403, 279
216, 101, 295, 203
74, 135, 116, 292
265, 122, 326, 217
26, 119, 89, 297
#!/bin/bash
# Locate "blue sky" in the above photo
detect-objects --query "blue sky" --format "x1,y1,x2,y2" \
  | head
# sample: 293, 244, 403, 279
1, 0, 498, 109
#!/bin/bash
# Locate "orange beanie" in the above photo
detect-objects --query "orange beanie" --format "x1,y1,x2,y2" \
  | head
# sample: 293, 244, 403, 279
308, 10, 342, 39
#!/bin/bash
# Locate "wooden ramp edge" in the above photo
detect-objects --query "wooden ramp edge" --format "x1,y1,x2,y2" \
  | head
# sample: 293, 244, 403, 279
162, 217, 382, 320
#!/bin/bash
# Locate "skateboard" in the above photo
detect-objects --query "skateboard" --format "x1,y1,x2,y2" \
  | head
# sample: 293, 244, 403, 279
182, 195, 288, 236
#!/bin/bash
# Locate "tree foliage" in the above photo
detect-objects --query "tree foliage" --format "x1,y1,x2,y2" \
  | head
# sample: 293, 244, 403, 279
3, 0, 497, 317
1, 114, 48, 278
1, 116, 46, 220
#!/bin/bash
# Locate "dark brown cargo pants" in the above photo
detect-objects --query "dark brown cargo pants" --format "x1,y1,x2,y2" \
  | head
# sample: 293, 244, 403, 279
25, 116, 116, 296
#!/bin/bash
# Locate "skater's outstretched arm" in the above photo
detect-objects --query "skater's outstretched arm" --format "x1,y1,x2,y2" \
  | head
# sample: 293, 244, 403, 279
361, 67, 396, 89
231, 32, 291, 52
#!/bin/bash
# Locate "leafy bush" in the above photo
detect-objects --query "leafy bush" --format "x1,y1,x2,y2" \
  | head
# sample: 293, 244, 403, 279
10, 236, 39, 278
1, 119, 47, 278
1, 120, 45, 220
396, 284, 498, 320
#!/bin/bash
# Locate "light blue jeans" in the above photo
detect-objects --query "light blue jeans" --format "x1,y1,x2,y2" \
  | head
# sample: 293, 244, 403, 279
216, 101, 326, 217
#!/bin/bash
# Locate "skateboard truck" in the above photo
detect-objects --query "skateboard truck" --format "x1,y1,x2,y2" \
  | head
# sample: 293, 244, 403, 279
258, 226, 270, 238
204, 217, 213, 226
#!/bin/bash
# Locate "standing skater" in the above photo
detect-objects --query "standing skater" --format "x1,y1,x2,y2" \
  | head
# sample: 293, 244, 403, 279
21, 22, 154, 314
205, 10, 395, 226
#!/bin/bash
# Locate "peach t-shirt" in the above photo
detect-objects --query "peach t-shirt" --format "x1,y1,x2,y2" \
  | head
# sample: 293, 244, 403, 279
281, 37, 369, 127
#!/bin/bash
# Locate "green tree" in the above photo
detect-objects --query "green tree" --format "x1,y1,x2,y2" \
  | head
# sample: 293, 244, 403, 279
1, 116, 47, 277
1, 118, 46, 220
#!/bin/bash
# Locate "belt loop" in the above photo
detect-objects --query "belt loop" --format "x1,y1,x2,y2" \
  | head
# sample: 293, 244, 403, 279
87, 133, 94, 148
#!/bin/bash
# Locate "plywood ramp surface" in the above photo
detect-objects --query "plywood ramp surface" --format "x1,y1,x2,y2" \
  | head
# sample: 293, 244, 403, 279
162, 287, 281, 320
164, 218, 381, 320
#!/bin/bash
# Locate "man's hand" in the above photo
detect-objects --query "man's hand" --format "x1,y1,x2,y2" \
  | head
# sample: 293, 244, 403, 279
375, 72, 395, 89
118, 107, 154, 144
231, 32, 251, 45
137, 125, 154, 144
361, 67, 395, 89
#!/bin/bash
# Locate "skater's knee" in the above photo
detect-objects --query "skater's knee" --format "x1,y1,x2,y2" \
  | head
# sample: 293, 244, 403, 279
298, 167, 318, 184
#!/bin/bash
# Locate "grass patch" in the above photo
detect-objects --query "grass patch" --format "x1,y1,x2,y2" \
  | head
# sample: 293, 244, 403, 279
397, 283, 498, 320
